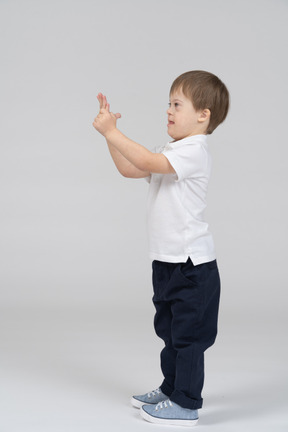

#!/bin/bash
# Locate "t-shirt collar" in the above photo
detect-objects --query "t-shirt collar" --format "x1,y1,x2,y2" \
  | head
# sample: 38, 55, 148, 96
166, 134, 207, 150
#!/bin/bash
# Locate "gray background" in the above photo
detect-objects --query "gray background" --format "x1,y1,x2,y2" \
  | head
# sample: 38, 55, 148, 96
0, 0, 287, 431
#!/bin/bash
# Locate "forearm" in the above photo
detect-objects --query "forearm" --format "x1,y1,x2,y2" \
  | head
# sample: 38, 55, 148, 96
106, 140, 130, 174
106, 139, 148, 178
105, 129, 153, 172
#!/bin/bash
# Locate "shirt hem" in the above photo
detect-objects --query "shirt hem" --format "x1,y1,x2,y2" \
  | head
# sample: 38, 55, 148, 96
149, 252, 216, 265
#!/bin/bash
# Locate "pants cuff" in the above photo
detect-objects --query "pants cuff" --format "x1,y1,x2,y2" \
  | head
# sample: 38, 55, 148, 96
160, 379, 174, 398
170, 389, 203, 410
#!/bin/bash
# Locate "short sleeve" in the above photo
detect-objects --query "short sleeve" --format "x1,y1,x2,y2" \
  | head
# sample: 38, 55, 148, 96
144, 144, 164, 184
163, 144, 208, 182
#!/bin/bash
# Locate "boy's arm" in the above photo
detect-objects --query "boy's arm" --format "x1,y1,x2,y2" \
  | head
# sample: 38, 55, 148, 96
106, 140, 150, 178
93, 93, 175, 177
105, 129, 174, 175
94, 94, 149, 178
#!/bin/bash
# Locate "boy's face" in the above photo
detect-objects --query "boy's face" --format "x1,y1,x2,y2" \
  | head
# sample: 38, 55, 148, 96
167, 88, 207, 140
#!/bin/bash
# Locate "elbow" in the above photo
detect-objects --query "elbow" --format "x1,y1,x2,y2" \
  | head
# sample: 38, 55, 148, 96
121, 170, 131, 178
118, 167, 129, 178
120, 166, 134, 178
135, 155, 151, 173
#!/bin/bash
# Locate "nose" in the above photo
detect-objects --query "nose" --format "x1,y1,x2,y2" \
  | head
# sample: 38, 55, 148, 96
167, 106, 172, 115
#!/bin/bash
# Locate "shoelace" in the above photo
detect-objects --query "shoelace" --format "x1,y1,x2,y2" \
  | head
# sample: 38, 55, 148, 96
155, 400, 173, 411
147, 388, 162, 398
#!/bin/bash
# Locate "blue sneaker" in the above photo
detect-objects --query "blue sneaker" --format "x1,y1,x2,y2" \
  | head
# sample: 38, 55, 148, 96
131, 388, 168, 408
140, 399, 199, 426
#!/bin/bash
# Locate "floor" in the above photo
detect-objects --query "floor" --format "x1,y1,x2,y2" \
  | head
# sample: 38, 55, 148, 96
0, 306, 287, 432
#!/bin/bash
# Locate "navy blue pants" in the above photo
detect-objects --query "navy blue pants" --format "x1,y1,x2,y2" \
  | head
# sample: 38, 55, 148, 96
152, 258, 220, 410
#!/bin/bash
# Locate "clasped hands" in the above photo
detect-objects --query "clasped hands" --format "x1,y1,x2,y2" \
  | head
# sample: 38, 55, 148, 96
93, 93, 121, 137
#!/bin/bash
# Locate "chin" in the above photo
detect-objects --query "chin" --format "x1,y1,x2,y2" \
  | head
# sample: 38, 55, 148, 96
168, 130, 180, 140
169, 133, 185, 141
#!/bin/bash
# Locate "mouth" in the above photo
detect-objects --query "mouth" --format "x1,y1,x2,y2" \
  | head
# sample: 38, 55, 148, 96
168, 120, 175, 126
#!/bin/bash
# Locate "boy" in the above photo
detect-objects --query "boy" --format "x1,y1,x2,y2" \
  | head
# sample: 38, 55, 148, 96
93, 70, 230, 427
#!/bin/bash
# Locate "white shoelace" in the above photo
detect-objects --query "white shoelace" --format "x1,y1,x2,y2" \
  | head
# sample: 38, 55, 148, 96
155, 400, 173, 411
147, 388, 162, 398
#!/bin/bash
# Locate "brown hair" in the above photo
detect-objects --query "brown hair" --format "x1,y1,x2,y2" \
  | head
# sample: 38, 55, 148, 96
170, 70, 230, 134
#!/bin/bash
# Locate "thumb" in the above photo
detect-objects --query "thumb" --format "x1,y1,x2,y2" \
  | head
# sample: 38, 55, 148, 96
111, 112, 122, 120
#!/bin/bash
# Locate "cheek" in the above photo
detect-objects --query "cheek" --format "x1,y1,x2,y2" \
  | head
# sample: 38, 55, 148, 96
180, 117, 191, 128
184, 114, 195, 126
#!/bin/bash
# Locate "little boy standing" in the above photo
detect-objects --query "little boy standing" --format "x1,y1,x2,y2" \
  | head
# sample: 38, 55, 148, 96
93, 70, 230, 427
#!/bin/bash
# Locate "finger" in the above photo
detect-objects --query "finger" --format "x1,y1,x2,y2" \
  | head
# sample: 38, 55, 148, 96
97, 93, 104, 109
100, 94, 106, 109
103, 95, 108, 110
111, 112, 121, 120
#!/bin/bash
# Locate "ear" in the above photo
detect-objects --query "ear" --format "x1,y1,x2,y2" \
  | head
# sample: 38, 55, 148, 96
198, 109, 211, 123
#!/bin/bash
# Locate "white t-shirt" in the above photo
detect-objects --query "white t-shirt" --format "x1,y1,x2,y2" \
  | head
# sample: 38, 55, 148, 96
146, 134, 216, 265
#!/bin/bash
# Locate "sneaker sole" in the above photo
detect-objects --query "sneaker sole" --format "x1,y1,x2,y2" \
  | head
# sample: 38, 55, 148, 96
130, 397, 154, 409
140, 406, 199, 427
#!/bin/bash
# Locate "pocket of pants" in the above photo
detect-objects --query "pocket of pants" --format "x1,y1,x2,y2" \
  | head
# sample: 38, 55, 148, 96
179, 259, 217, 284
178, 258, 200, 284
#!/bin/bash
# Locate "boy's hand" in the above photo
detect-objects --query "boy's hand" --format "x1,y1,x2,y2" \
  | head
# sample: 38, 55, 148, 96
93, 93, 121, 137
